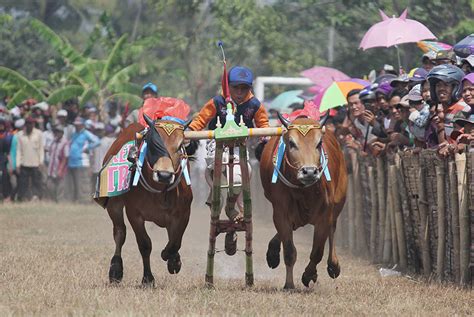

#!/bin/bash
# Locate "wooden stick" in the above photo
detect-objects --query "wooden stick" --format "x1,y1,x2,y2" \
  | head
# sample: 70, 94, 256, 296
376, 157, 386, 261
353, 155, 368, 257
390, 165, 407, 271
368, 166, 378, 262
449, 161, 461, 283
388, 169, 399, 266
383, 183, 393, 264
348, 170, 356, 253
435, 164, 446, 281
455, 153, 470, 286
418, 166, 432, 277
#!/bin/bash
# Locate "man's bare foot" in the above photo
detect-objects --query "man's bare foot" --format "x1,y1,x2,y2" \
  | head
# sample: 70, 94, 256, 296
225, 207, 243, 222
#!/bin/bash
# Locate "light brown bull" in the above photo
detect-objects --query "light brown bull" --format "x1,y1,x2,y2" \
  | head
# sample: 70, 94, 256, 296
259, 113, 347, 289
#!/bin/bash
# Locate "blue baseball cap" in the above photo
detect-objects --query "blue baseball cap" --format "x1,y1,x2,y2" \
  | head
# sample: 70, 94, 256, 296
228, 66, 253, 87
142, 82, 158, 94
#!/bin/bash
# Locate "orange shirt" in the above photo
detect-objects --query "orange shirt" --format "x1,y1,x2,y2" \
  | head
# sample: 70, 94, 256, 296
189, 92, 269, 131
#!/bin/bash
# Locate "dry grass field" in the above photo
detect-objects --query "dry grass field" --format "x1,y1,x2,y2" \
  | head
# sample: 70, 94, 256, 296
0, 199, 472, 316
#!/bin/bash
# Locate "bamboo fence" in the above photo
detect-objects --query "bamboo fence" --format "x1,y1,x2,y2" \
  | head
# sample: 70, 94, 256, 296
338, 149, 473, 287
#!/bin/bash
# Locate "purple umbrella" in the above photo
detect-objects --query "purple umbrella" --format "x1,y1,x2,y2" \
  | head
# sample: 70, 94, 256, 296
301, 66, 350, 88
359, 8, 436, 70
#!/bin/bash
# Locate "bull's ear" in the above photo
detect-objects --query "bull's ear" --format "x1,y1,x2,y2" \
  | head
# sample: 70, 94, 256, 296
143, 114, 154, 128
276, 111, 290, 128
319, 111, 330, 127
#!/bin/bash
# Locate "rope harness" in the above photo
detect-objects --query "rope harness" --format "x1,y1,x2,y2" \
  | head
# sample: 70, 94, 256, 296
272, 123, 330, 189
134, 121, 190, 194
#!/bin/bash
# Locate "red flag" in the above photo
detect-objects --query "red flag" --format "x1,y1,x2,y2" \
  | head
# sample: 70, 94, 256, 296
221, 61, 230, 103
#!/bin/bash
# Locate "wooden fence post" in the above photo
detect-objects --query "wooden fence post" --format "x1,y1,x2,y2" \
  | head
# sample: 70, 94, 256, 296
388, 168, 399, 266
390, 165, 407, 271
383, 181, 393, 264
368, 166, 378, 262
418, 167, 432, 277
449, 161, 461, 283
455, 153, 470, 286
376, 157, 386, 261
435, 164, 446, 281
353, 156, 369, 257
348, 171, 356, 253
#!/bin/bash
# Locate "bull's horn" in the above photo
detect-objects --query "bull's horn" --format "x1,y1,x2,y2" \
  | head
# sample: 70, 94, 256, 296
276, 111, 290, 128
319, 111, 330, 126
143, 113, 154, 128
183, 117, 193, 130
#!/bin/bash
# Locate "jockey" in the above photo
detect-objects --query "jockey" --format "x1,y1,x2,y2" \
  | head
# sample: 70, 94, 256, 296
189, 66, 269, 254
188, 66, 269, 131
142, 82, 158, 100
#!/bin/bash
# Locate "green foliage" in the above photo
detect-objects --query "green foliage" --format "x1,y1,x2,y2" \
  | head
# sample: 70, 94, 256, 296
47, 85, 84, 105
0, 67, 45, 107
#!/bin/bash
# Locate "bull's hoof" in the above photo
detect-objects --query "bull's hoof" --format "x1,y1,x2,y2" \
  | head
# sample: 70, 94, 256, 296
301, 270, 317, 287
109, 255, 123, 283
167, 253, 181, 274
327, 262, 340, 279
224, 232, 237, 256
141, 274, 155, 287
266, 240, 281, 269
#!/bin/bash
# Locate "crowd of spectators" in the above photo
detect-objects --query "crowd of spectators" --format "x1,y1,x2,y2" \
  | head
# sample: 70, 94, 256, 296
0, 97, 127, 203
325, 50, 474, 159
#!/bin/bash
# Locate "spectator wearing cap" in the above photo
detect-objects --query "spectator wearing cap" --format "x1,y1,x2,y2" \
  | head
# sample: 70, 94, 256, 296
67, 117, 100, 203
407, 84, 430, 146
90, 123, 115, 194
375, 82, 393, 129
460, 55, 473, 75
453, 115, 474, 151
390, 73, 410, 94
421, 51, 437, 72
408, 68, 428, 88
432, 49, 457, 66
16, 117, 44, 201
0, 119, 13, 200
56, 109, 75, 140
46, 125, 69, 202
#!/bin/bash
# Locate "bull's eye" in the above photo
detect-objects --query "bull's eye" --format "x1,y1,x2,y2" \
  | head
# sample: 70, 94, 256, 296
288, 139, 297, 149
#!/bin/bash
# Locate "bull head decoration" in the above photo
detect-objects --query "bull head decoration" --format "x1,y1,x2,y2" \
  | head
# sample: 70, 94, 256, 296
277, 111, 330, 133
143, 114, 170, 166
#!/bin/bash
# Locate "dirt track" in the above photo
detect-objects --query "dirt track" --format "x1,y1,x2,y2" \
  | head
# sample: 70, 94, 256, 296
0, 171, 472, 315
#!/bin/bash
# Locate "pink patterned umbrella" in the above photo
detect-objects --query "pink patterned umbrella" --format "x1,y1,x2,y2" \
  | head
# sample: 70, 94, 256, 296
359, 9, 436, 50
359, 8, 436, 71
301, 66, 350, 88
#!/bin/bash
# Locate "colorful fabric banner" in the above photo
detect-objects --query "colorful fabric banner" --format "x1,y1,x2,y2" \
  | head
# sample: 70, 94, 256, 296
95, 141, 134, 197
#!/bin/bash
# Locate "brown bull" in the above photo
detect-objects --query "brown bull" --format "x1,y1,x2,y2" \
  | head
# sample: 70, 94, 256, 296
259, 114, 347, 289
96, 115, 192, 286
